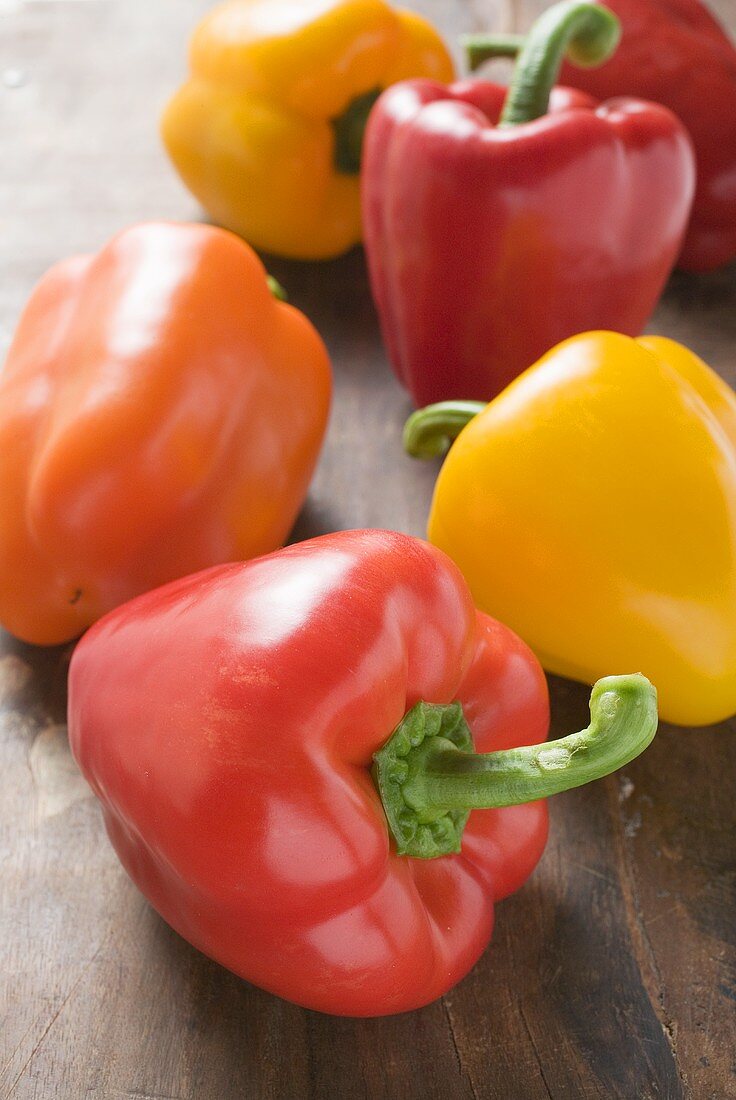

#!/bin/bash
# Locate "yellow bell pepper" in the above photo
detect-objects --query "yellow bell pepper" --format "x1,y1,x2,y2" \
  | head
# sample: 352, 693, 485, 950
404, 332, 736, 727
161, 0, 454, 260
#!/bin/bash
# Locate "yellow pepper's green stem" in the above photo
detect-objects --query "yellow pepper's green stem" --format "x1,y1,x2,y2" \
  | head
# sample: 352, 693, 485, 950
403, 401, 485, 459
332, 88, 382, 174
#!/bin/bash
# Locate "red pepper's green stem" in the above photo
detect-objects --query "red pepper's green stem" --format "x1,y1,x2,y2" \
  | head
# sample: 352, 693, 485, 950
489, 0, 620, 127
332, 87, 382, 174
267, 275, 288, 301
403, 401, 485, 459
374, 675, 657, 859
461, 32, 524, 70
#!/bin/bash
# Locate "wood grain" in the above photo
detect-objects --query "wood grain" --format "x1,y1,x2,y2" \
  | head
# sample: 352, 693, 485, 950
1, 1, 735, 1097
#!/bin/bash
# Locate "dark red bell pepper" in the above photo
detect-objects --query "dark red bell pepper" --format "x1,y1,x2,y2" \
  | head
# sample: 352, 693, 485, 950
362, 0, 695, 406
467, 0, 736, 272
69, 530, 657, 1016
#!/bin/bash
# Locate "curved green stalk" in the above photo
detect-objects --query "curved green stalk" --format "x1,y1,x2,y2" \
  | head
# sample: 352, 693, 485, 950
467, 1, 621, 127
461, 32, 524, 70
373, 674, 657, 859
403, 401, 486, 459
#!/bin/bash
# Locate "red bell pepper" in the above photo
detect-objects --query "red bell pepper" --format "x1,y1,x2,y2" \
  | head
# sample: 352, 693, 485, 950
362, 0, 695, 406
69, 530, 657, 1016
467, 0, 736, 272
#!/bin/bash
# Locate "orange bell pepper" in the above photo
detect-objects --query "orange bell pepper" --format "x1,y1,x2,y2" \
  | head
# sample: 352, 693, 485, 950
0, 222, 331, 645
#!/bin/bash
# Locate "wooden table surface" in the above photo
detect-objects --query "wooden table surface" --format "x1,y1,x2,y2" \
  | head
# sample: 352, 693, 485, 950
2, 1, 736, 1097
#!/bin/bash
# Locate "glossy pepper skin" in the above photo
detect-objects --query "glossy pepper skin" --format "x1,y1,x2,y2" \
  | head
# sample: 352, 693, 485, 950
161, 0, 454, 260
69, 531, 550, 1016
406, 332, 736, 727
0, 222, 331, 645
69, 530, 657, 1015
362, 3, 695, 406
558, 0, 736, 271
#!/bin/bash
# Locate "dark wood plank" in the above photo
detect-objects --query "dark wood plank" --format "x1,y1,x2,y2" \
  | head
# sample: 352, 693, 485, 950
1, 1, 735, 1098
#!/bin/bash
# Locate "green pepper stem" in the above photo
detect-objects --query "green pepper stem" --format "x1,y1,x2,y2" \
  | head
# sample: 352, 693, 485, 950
497, 0, 620, 127
267, 275, 288, 301
461, 32, 524, 70
410, 674, 656, 812
373, 675, 657, 859
332, 87, 382, 174
403, 401, 485, 459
